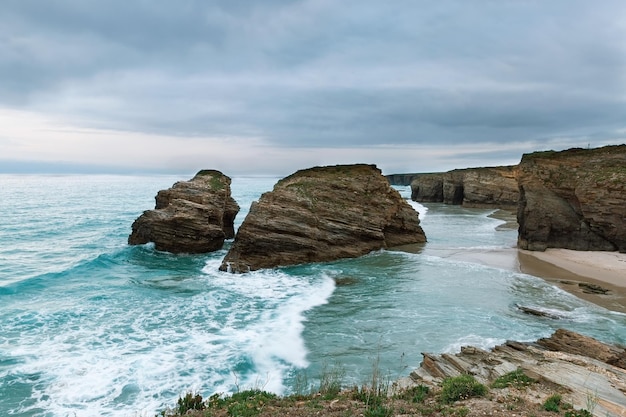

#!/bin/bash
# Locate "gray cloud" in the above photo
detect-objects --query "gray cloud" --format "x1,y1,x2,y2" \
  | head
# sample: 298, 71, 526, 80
1, 0, 625, 172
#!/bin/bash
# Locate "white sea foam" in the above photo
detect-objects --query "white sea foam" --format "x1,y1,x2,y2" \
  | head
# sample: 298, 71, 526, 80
408, 200, 428, 218
202, 265, 337, 393
443, 335, 507, 353
3, 175, 626, 417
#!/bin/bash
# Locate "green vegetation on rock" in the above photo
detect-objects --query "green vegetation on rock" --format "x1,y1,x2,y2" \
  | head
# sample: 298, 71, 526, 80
440, 374, 488, 404
491, 368, 536, 389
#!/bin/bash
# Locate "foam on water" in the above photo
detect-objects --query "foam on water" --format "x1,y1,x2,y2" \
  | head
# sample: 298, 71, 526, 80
1, 250, 336, 416
2, 176, 626, 416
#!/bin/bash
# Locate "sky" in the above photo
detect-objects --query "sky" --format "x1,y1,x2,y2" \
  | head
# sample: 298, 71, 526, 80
1, 0, 625, 176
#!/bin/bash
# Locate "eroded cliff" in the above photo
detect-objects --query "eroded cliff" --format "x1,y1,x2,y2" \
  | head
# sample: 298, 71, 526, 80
409, 166, 519, 209
128, 170, 240, 253
220, 164, 426, 273
517, 145, 626, 252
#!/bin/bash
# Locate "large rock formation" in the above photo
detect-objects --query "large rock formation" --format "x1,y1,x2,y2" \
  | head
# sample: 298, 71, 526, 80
399, 329, 626, 416
128, 170, 240, 253
220, 164, 426, 273
410, 166, 519, 209
517, 145, 626, 252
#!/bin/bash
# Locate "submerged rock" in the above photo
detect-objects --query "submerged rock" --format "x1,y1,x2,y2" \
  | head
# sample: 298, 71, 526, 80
220, 164, 426, 273
517, 145, 626, 252
128, 170, 239, 253
516, 304, 564, 319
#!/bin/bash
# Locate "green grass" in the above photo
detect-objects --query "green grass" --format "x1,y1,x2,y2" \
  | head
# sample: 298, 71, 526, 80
194, 170, 227, 190
317, 363, 346, 400
543, 394, 562, 412
491, 369, 536, 389
394, 384, 430, 403
440, 375, 488, 404
565, 410, 593, 417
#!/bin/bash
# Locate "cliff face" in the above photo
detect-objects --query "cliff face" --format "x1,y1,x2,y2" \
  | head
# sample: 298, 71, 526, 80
220, 164, 426, 273
517, 145, 626, 252
128, 170, 240, 253
410, 166, 519, 209
385, 173, 421, 186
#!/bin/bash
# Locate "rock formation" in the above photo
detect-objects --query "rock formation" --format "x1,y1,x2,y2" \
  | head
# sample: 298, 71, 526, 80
398, 329, 626, 416
409, 166, 519, 209
220, 164, 426, 273
517, 145, 626, 252
128, 170, 240, 253
385, 173, 421, 186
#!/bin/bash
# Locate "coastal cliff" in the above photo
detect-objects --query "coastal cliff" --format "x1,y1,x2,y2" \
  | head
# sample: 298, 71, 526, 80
220, 164, 426, 273
408, 166, 519, 209
385, 173, 421, 186
517, 145, 626, 252
128, 170, 240, 253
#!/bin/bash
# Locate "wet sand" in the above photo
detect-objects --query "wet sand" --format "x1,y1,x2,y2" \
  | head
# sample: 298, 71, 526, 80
518, 249, 626, 314
442, 247, 626, 313
396, 242, 626, 313
396, 207, 626, 313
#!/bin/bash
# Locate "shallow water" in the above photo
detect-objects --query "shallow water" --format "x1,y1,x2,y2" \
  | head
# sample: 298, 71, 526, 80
1, 175, 624, 416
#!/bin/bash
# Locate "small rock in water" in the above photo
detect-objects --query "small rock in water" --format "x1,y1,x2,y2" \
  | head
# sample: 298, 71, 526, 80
579, 282, 610, 294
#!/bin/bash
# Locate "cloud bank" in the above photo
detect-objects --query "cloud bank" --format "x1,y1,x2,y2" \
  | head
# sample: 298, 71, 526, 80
1, 0, 625, 174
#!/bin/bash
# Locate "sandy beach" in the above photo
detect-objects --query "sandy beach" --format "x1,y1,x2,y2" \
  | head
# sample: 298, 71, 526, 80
424, 245, 626, 313
518, 249, 626, 314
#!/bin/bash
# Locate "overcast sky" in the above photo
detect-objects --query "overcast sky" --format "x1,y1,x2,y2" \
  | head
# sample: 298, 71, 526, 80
1, 0, 625, 176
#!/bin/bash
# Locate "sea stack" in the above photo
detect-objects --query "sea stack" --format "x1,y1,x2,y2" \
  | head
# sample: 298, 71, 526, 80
128, 170, 240, 253
517, 145, 626, 252
220, 164, 426, 273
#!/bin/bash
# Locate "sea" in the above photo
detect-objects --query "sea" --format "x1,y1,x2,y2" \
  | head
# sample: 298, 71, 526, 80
1, 174, 625, 417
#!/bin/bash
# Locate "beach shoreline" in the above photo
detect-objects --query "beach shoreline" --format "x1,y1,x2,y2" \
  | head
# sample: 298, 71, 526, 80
417, 245, 626, 314
518, 248, 626, 314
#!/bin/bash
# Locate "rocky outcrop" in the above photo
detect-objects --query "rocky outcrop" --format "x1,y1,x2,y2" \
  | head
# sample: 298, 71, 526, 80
128, 170, 239, 253
220, 164, 426, 273
410, 173, 445, 202
537, 328, 626, 369
385, 173, 421, 186
399, 329, 626, 416
410, 166, 519, 209
517, 145, 626, 252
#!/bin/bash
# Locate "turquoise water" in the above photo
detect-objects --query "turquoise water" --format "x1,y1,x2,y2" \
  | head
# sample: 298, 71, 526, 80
1, 175, 624, 416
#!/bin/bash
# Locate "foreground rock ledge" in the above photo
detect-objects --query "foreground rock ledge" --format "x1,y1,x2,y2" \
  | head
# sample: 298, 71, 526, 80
128, 170, 240, 253
220, 164, 426, 273
398, 329, 626, 416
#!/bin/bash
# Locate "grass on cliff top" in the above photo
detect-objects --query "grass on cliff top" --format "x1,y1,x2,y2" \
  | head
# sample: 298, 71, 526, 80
156, 369, 591, 417
193, 170, 228, 191
158, 377, 478, 417
522, 144, 626, 161
278, 164, 379, 184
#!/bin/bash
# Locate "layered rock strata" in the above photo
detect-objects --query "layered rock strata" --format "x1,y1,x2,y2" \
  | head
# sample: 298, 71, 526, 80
220, 164, 426, 273
409, 166, 519, 209
517, 145, 626, 252
128, 170, 239, 253
399, 329, 626, 416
